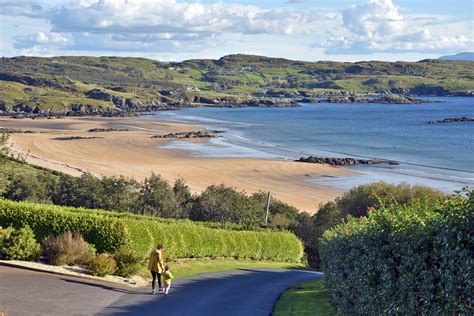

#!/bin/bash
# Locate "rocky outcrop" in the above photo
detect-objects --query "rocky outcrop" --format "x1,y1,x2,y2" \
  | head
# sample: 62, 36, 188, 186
151, 130, 224, 139
426, 117, 474, 124
243, 99, 299, 107
0, 128, 37, 134
298, 92, 431, 104
87, 128, 130, 132
295, 156, 398, 166
51, 136, 104, 141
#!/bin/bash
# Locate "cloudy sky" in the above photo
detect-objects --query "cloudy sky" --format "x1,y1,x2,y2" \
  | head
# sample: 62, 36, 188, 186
0, 0, 472, 61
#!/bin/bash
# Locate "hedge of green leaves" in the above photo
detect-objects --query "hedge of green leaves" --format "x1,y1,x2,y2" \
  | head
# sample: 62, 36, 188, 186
0, 199, 303, 262
319, 193, 473, 315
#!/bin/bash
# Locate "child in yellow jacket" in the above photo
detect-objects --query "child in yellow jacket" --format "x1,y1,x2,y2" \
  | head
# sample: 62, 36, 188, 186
163, 264, 173, 295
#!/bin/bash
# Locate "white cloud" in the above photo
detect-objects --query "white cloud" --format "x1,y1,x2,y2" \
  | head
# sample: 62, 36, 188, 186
322, 0, 473, 54
9, 0, 327, 54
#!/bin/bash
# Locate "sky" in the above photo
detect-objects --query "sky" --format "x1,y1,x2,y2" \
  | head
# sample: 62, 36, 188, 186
0, 0, 473, 62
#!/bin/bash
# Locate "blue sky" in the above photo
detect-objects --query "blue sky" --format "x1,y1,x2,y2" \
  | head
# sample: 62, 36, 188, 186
0, 0, 472, 61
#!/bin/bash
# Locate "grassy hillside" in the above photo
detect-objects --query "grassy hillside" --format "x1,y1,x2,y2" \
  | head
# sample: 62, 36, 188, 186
0, 55, 473, 113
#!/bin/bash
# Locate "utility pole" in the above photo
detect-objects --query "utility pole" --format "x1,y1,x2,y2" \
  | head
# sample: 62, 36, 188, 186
264, 192, 271, 226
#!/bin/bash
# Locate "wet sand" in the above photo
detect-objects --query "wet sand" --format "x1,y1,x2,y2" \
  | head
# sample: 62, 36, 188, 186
1, 116, 354, 213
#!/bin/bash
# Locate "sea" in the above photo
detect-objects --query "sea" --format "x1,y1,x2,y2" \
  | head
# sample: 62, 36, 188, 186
149, 97, 474, 192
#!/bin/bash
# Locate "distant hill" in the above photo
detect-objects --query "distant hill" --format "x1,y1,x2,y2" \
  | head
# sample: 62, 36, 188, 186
1, 54, 474, 115
439, 52, 474, 61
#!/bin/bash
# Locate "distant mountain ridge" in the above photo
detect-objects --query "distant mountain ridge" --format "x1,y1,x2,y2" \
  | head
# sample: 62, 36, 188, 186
439, 52, 474, 61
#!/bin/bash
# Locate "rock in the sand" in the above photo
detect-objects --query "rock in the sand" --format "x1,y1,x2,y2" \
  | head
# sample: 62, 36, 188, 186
295, 156, 397, 166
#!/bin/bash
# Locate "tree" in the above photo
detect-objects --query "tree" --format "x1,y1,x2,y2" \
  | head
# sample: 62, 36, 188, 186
138, 174, 176, 217
190, 185, 262, 225
172, 178, 193, 218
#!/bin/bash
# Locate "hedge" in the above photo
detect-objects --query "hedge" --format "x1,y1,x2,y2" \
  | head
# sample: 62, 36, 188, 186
0, 199, 303, 262
319, 194, 473, 315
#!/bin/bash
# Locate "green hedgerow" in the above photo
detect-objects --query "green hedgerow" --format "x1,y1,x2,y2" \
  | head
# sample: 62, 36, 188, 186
319, 192, 473, 315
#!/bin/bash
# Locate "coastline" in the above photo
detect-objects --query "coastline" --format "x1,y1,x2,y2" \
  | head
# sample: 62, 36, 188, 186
1, 116, 353, 213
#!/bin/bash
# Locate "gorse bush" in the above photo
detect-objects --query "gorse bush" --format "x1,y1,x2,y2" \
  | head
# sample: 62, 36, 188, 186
41, 231, 94, 266
90, 253, 117, 277
0, 225, 40, 261
0, 199, 304, 263
319, 191, 473, 315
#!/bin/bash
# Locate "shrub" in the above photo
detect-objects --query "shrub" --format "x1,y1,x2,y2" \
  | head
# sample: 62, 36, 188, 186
319, 192, 473, 315
41, 231, 94, 266
90, 253, 117, 277
113, 247, 142, 277
0, 225, 40, 261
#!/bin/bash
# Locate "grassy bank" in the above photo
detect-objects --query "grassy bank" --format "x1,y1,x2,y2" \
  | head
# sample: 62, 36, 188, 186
138, 258, 307, 279
272, 278, 336, 316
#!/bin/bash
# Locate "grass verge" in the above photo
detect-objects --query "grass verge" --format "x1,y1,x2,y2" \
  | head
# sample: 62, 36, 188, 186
138, 258, 307, 279
272, 278, 337, 316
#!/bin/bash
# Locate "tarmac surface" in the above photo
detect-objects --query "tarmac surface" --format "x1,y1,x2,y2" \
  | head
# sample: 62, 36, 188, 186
0, 265, 322, 315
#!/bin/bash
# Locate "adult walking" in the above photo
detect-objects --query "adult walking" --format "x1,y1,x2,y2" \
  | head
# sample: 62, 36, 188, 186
148, 244, 165, 294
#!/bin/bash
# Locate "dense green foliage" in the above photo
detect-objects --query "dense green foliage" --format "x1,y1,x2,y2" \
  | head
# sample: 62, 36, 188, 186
0, 199, 304, 262
292, 182, 444, 267
41, 231, 94, 266
0, 199, 128, 252
319, 191, 473, 315
1, 166, 301, 227
0, 225, 40, 261
1, 55, 473, 113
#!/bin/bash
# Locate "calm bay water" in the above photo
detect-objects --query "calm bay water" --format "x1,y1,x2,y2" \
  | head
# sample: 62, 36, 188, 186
151, 97, 474, 192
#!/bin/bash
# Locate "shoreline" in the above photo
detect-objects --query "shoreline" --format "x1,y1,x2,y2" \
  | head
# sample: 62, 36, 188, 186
151, 105, 474, 193
1, 116, 353, 213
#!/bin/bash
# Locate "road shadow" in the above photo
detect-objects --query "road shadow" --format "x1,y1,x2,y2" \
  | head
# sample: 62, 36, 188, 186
99, 268, 322, 316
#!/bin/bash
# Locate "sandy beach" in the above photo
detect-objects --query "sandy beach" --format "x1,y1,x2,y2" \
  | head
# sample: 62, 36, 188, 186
1, 116, 354, 213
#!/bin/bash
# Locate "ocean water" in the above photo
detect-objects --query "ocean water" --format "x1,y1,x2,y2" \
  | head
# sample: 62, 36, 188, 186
150, 97, 474, 192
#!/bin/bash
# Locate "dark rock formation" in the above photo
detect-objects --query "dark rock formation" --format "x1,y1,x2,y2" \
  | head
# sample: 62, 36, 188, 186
0, 128, 37, 134
87, 128, 130, 132
151, 130, 224, 139
295, 156, 398, 166
426, 117, 474, 124
51, 136, 104, 141
298, 92, 431, 104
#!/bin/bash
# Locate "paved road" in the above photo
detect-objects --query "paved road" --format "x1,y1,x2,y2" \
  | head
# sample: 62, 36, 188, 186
0, 265, 322, 316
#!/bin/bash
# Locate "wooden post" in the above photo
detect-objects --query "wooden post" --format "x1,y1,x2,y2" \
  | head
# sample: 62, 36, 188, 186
264, 192, 271, 226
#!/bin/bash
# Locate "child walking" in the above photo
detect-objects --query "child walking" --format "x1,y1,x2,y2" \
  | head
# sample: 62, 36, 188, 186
163, 265, 173, 295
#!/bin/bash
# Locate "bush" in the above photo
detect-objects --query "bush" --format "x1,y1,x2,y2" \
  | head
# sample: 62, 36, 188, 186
319, 192, 473, 315
90, 253, 117, 277
113, 247, 142, 277
0, 225, 40, 261
41, 231, 94, 266
0, 199, 304, 263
